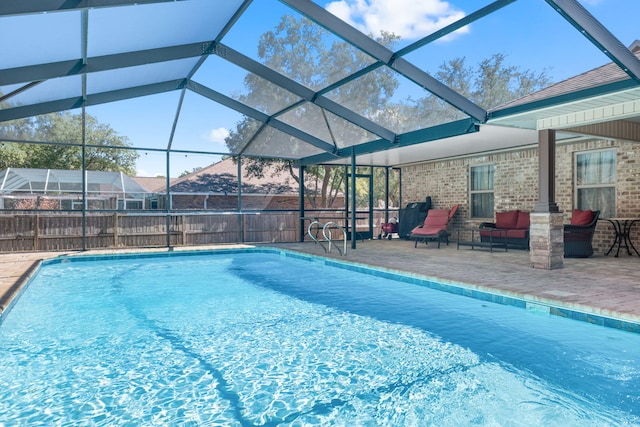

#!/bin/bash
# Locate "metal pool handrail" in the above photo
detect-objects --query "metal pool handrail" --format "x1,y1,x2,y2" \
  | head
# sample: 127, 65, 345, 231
306, 219, 347, 255
322, 221, 347, 256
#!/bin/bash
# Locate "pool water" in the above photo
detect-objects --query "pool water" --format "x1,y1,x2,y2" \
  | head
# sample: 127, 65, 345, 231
0, 250, 639, 426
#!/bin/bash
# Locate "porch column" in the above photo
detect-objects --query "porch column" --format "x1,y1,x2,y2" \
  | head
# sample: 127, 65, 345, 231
530, 129, 564, 270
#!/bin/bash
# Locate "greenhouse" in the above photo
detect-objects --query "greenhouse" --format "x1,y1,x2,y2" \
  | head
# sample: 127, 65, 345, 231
0, 168, 150, 210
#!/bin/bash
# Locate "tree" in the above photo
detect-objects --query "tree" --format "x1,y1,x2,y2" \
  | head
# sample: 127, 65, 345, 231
372, 166, 401, 208
225, 17, 552, 208
408, 53, 551, 127
179, 167, 203, 178
225, 16, 399, 208
0, 110, 138, 174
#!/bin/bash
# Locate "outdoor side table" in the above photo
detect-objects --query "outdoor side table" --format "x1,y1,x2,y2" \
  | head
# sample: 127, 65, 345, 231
456, 226, 508, 252
602, 217, 640, 257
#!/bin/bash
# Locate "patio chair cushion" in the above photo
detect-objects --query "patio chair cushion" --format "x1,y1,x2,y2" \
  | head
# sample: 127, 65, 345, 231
516, 211, 530, 229
411, 209, 450, 236
411, 226, 447, 236
570, 209, 595, 225
495, 210, 519, 229
505, 229, 528, 239
423, 209, 450, 227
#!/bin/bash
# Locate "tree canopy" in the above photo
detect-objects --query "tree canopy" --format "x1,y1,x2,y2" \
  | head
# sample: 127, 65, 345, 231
225, 15, 551, 208
0, 111, 138, 174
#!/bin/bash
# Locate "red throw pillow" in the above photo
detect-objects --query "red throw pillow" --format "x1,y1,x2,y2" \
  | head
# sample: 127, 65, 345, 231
516, 211, 530, 229
495, 210, 519, 229
571, 209, 594, 225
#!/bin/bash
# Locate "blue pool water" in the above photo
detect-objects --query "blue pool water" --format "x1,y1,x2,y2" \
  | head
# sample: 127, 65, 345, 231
0, 249, 639, 426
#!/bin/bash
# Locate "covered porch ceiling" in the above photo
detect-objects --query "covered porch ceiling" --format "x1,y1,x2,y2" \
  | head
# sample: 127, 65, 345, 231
1, 0, 640, 173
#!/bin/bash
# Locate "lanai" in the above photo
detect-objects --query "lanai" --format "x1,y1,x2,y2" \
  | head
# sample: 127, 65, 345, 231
1, 1, 640, 268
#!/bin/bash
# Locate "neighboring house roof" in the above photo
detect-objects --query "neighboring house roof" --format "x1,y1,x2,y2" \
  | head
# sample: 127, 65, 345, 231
481, 40, 640, 137
132, 176, 178, 193
494, 41, 640, 111
0, 168, 149, 195
168, 158, 300, 195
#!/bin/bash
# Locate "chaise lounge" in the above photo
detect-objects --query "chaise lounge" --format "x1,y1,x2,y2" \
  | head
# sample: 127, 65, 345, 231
564, 209, 600, 258
410, 205, 458, 248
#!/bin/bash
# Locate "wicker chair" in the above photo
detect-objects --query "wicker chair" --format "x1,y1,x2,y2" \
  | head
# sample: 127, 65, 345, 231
564, 210, 600, 258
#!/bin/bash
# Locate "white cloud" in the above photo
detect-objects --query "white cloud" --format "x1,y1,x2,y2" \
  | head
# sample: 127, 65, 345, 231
206, 127, 230, 143
325, 0, 467, 41
135, 168, 163, 178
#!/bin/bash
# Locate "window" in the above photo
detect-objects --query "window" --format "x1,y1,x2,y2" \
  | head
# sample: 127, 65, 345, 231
117, 199, 144, 210
470, 164, 494, 218
60, 199, 84, 210
575, 149, 615, 218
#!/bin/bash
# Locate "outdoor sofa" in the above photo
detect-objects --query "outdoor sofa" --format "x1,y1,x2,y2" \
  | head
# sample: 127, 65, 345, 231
479, 209, 530, 250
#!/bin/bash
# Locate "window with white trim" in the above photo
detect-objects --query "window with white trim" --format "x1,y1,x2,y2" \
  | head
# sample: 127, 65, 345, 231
469, 164, 494, 218
575, 148, 615, 218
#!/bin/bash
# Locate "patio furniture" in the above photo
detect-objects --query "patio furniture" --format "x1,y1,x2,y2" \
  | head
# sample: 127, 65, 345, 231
601, 216, 638, 258
410, 205, 458, 248
564, 209, 600, 258
457, 225, 508, 252
479, 210, 530, 249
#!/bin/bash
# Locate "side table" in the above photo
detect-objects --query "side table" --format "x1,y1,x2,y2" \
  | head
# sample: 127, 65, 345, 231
457, 226, 508, 252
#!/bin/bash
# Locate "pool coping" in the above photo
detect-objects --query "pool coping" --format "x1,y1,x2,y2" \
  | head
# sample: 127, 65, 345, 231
1, 246, 639, 334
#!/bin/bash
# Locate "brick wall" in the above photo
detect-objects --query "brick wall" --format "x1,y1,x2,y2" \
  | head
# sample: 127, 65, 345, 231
402, 138, 640, 255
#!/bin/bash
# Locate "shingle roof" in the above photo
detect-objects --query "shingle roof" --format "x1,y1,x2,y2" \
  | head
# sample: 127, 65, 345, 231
493, 40, 640, 111
131, 176, 178, 193
167, 158, 299, 195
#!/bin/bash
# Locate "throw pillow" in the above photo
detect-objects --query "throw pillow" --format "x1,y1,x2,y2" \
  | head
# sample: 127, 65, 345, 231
571, 209, 594, 225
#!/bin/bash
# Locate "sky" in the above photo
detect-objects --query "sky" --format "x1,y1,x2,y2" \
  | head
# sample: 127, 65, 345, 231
3, 0, 638, 178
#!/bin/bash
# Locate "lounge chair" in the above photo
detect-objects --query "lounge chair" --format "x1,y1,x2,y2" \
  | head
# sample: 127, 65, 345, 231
564, 209, 600, 258
410, 205, 458, 248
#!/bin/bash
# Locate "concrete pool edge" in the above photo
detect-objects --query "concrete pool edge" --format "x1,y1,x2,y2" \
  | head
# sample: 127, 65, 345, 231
0, 259, 42, 324
1, 245, 639, 334
274, 249, 640, 334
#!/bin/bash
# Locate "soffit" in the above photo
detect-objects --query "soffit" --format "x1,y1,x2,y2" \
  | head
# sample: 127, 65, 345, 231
487, 86, 640, 131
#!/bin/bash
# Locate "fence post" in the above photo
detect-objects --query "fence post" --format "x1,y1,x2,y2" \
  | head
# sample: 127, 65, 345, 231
34, 213, 39, 251
113, 212, 119, 248
182, 214, 186, 246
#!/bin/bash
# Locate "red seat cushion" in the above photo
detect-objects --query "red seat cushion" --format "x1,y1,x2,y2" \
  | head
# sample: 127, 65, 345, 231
423, 209, 450, 227
411, 226, 446, 236
495, 210, 519, 229
505, 229, 528, 239
480, 229, 528, 239
412, 209, 450, 236
570, 209, 595, 225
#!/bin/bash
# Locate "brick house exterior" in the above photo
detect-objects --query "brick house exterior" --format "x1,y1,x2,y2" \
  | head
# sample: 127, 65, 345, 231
401, 42, 640, 260
402, 138, 639, 256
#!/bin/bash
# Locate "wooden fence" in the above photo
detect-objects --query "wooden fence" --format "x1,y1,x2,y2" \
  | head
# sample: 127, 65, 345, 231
0, 212, 299, 252
0, 211, 392, 252
0, 211, 396, 253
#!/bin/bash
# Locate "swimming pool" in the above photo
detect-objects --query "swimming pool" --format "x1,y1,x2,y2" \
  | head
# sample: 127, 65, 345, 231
0, 249, 638, 426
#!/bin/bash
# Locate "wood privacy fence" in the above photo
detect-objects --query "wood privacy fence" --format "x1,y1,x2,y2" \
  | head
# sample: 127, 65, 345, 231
0, 212, 299, 252
0, 211, 390, 252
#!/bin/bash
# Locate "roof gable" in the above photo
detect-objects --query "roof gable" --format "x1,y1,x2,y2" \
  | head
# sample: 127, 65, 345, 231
494, 41, 640, 111
168, 158, 299, 195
